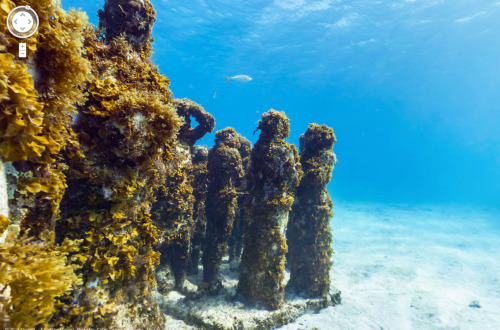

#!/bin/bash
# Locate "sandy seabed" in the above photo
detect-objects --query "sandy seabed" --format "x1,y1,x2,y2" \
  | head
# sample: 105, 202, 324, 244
281, 203, 500, 330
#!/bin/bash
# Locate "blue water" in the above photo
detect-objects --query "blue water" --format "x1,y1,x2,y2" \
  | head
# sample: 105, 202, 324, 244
64, 0, 500, 209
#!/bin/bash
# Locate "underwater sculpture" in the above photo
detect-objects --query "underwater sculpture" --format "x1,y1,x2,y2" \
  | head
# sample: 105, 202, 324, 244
152, 98, 214, 290
151, 142, 195, 292
237, 110, 303, 309
202, 128, 244, 289
98, 0, 156, 48
286, 124, 337, 297
188, 145, 209, 275
1, 0, 188, 327
175, 98, 216, 147
56, 9, 181, 329
1, 0, 91, 239
228, 134, 252, 268
0, 0, 93, 327
0, 0, 339, 327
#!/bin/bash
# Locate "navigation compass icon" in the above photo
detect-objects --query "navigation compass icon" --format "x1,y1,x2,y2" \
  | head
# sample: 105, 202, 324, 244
6, 6, 39, 38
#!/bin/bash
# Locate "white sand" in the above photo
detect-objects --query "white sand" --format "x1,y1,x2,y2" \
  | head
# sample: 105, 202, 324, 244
280, 203, 500, 329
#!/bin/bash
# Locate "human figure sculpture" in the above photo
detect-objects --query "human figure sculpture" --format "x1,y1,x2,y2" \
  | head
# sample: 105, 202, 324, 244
237, 110, 302, 309
202, 128, 244, 290
286, 123, 337, 297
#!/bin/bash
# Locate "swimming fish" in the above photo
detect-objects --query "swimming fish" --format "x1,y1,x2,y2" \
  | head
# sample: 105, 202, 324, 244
225, 74, 253, 83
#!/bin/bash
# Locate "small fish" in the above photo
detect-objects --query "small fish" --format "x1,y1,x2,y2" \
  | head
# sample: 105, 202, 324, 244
213, 92, 217, 98
224, 74, 252, 83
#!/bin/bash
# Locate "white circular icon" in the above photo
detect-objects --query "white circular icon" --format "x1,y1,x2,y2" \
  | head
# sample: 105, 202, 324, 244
6, 6, 39, 39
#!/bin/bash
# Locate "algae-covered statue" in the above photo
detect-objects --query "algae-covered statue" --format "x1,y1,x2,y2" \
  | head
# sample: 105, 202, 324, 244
175, 98, 216, 147
189, 145, 209, 275
152, 99, 214, 291
0, 0, 183, 327
98, 0, 156, 48
0, 0, 341, 327
151, 144, 195, 292
202, 128, 244, 290
228, 134, 252, 269
286, 124, 337, 297
237, 110, 302, 309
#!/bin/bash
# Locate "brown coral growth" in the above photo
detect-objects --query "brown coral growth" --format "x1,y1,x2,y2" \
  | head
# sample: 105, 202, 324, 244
0, 228, 82, 328
52, 1, 181, 327
151, 142, 195, 291
1, 0, 91, 237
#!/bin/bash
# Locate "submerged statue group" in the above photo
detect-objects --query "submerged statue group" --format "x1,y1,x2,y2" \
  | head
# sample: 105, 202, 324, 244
0, 0, 337, 328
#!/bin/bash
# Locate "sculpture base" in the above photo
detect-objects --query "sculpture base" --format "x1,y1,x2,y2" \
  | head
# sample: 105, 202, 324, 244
155, 261, 341, 329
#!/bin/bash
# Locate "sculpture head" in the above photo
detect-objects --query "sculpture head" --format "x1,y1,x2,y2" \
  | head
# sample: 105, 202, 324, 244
98, 0, 156, 47
215, 127, 241, 149
299, 123, 336, 152
256, 109, 290, 141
